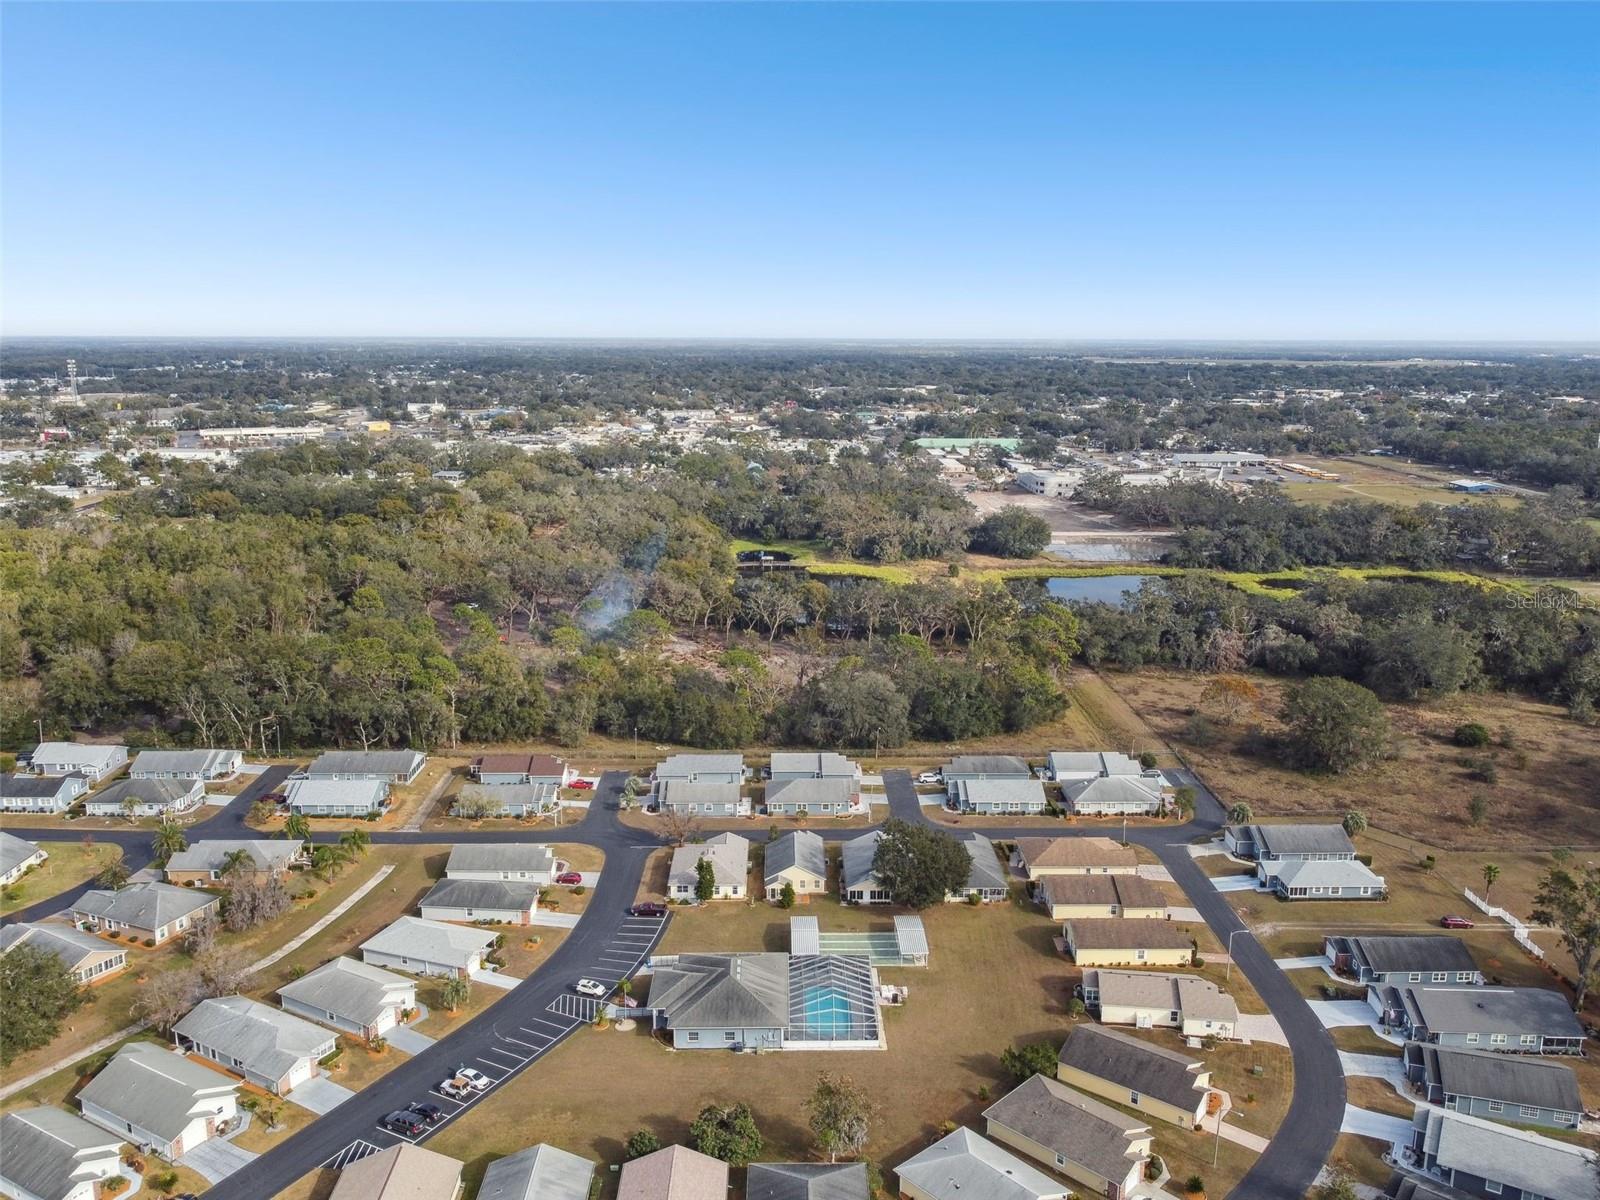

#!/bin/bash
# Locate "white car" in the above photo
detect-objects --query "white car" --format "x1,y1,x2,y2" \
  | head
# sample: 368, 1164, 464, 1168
916, 772, 941, 785
575, 978, 608, 998
453, 1067, 492, 1092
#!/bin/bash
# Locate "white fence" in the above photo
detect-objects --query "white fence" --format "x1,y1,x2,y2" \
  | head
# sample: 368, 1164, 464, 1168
1463, 888, 1545, 961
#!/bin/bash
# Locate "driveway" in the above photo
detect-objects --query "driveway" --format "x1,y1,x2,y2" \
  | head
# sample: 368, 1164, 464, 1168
386, 1023, 436, 1055
528, 910, 581, 929
1340, 1104, 1414, 1144
1167, 905, 1203, 922
470, 967, 521, 990
179, 1137, 259, 1183
1234, 1013, 1288, 1045
1307, 1000, 1381, 1028
1339, 1052, 1409, 1089
1136, 863, 1173, 882
1211, 873, 1260, 893
1274, 955, 1329, 970
287, 1074, 355, 1115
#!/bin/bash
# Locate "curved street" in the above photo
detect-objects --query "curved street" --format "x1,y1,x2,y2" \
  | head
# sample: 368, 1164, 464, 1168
4, 762, 1342, 1200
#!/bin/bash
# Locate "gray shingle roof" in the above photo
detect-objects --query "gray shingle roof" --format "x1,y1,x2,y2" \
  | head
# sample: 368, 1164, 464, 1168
77, 1041, 237, 1141
1089, 969, 1239, 1024
305, 750, 424, 777
1402, 985, 1586, 1038
984, 1074, 1149, 1183
955, 778, 1047, 807
1041, 873, 1167, 910
1047, 751, 1146, 778
420, 877, 540, 913
73, 881, 218, 932
746, 1162, 870, 1200
31, 742, 125, 769
445, 843, 555, 876
648, 953, 789, 1030
477, 1143, 598, 1200
841, 830, 883, 892
173, 996, 334, 1081
766, 777, 853, 809
942, 755, 1031, 776
278, 957, 414, 1028
130, 749, 238, 776
657, 779, 742, 809
1252, 823, 1355, 857
1347, 936, 1477, 976
1418, 1107, 1599, 1200
87, 778, 196, 810
165, 839, 301, 875
669, 833, 749, 892
960, 835, 1008, 893
1, 773, 79, 799
1068, 918, 1193, 952
0, 1107, 123, 1200
895, 1127, 1067, 1200
768, 752, 858, 779
765, 830, 826, 886
0, 830, 44, 877
656, 753, 744, 779
1063, 775, 1164, 808
360, 916, 497, 967
1419, 1043, 1582, 1112
0, 922, 123, 973
1273, 858, 1385, 890
1057, 1025, 1208, 1112
285, 778, 389, 809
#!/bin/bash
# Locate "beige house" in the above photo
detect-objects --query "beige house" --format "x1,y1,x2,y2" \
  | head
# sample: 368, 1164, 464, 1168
617, 1144, 728, 1200
1012, 836, 1137, 879
1084, 969, 1239, 1039
1065, 918, 1193, 967
984, 1074, 1153, 1200
330, 1143, 463, 1200
669, 833, 749, 902
1057, 1025, 1213, 1129
1038, 873, 1167, 920
764, 830, 828, 901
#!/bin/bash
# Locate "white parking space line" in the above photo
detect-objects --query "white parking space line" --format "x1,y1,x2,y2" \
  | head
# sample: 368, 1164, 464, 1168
483, 1049, 527, 1068
323, 1139, 384, 1170
523, 1017, 572, 1035
501, 1034, 545, 1051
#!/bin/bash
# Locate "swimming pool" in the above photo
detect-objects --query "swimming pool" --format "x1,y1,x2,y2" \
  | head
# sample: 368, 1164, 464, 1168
786, 954, 881, 1044
802, 986, 855, 1037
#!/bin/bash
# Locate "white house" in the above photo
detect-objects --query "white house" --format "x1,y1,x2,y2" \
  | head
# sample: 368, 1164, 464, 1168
84, 777, 205, 818
129, 749, 243, 780
0, 831, 48, 886
360, 915, 498, 977
304, 750, 426, 784
668, 833, 750, 901
173, 996, 338, 1095
279, 957, 417, 1039
0, 1107, 127, 1200
419, 878, 540, 925
1, 772, 88, 812
30, 743, 128, 781
285, 777, 389, 817
78, 1042, 240, 1159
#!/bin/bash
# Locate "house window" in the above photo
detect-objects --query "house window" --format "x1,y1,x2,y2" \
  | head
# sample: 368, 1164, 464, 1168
1490, 1034, 1507, 1045
1484, 1183, 1502, 1196
1431, 972, 1447, 983
1129, 1090, 1140, 1104
1554, 1112, 1576, 1125
1487, 1100, 1504, 1113
1135, 950, 1146, 961
1465, 1033, 1479, 1044
1456, 972, 1475, 983
1519, 1105, 1540, 1118
686, 1032, 699, 1043
1408, 972, 1421, 982
724, 1032, 737, 1042
1054, 1154, 1066, 1167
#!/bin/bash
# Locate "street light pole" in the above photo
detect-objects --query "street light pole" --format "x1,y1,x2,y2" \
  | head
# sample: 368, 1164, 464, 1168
1213, 1105, 1224, 1165
1225, 928, 1247, 981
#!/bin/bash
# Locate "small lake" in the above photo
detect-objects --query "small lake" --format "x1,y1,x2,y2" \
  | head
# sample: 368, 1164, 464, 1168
1044, 574, 1154, 607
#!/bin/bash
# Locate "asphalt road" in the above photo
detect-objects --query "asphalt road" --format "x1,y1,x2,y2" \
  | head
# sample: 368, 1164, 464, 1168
3, 762, 1341, 1200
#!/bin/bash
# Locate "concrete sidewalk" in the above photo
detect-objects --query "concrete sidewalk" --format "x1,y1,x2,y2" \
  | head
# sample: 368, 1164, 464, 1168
247, 864, 396, 974
1340, 1104, 1413, 1144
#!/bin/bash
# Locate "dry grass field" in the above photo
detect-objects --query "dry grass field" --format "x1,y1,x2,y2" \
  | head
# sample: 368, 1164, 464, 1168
0, 840, 122, 914
1279, 454, 1523, 511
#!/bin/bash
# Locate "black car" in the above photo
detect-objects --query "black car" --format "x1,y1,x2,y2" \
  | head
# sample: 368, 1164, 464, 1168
630, 902, 667, 918
382, 1110, 427, 1136
407, 1101, 444, 1124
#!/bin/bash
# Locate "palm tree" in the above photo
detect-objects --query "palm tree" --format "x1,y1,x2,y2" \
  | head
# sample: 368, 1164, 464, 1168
1342, 811, 1368, 837
1226, 802, 1253, 826
309, 844, 342, 882
151, 821, 188, 865
339, 829, 370, 857
283, 813, 312, 843
220, 848, 253, 879
1481, 863, 1501, 903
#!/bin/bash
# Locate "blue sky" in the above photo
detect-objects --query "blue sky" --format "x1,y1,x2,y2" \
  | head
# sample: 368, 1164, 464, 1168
3, 2, 1596, 340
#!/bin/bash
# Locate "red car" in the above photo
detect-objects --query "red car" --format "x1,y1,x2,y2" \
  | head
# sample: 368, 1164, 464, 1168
556, 871, 583, 885
568, 779, 594, 790
1439, 915, 1475, 929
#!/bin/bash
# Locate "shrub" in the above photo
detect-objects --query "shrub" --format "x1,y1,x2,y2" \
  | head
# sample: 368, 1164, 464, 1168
102, 1177, 129, 1196
1468, 794, 1489, 824
626, 1129, 662, 1159
965, 892, 980, 906
572, 885, 586, 896
1184, 1176, 1205, 1195
1453, 722, 1490, 748
148, 1170, 180, 1194
143, 938, 156, 947
1067, 997, 1086, 1018
976, 1084, 990, 1101
1145, 1155, 1165, 1181
1139, 751, 1158, 770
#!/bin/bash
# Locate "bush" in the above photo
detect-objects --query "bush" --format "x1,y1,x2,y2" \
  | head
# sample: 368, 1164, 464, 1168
1139, 751, 1158, 770
965, 892, 980, 906
976, 1084, 990, 1101
1145, 1155, 1164, 1181
1184, 1176, 1205, 1195
1067, 997, 1086, 1018
572, 885, 586, 896
1468, 793, 1489, 824
1453, 722, 1490, 747
625, 1130, 661, 1159
143, 938, 156, 947
102, 1176, 129, 1196
148, 1170, 180, 1194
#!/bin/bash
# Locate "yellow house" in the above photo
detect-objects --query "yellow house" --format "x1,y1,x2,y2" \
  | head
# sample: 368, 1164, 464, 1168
361, 419, 391, 433
1057, 1024, 1213, 1129
1065, 918, 1193, 968
984, 1074, 1153, 1200
1039, 874, 1167, 921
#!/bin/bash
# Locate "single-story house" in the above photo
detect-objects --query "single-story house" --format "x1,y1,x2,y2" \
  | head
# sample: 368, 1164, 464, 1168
360, 915, 498, 977
645, 952, 881, 1051
72, 881, 219, 946
1047, 751, 1158, 784
279, 956, 417, 1039
1382, 1177, 1472, 1200
329, 1142, 464, 1200
471, 752, 574, 788
31, 742, 128, 781
948, 834, 1009, 902
1082, 969, 1239, 1040
768, 752, 861, 801
77, 1041, 239, 1159
1063, 775, 1166, 817
984, 1073, 1153, 1200
617, 1144, 728, 1200
1057, 1024, 1214, 1129
0, 922, 128, 985
766, 776, 855, 817
841, 830, 889, 904
1065, 919, 1193, 967
478, 1143, 597, 1200
1372, 985, 1586, 1054
420, 878, 541, 924
1012, 836, 1137, 879
1404, 1042, 1582, 1130
1038, 873, 1167, 920
896, 1126, 1071, 1200
0, 830, 47, 886
1407, 1106, 1599, 1200
0, 771, 88, 812
84, 777, 204, 818
173, 995, 337, 1095
445, 842, 555, 884
0, 1106, 126, 1200
745, 1162, 869, 1200
304, 749, 426, 784
285, 777, 389, 817
654, 753, 745, 787
952, 777, 1049, 815
1325, 935, 1482, 987
454, 781, 559, 817
657, 779, 748, 818
764, 830, 827, 901
129, 749, 242, 781
165, 838, 306, 885
668, 833, 750, 901
1224, 822, 1356, 875
1267, 857, 1387, 900
940, 755, 1033, 800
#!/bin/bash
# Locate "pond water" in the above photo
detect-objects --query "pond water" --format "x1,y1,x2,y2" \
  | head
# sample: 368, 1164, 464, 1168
1044, 574, 1154, 607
